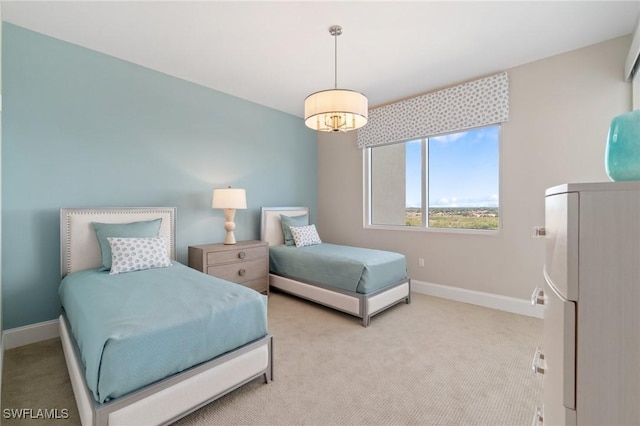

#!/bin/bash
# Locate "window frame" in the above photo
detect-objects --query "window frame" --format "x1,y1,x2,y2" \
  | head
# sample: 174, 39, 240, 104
363, 125, 503, 235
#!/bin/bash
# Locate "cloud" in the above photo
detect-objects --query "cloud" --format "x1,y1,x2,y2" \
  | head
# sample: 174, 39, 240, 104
430, 132, 468, 145
430, 194, 498, 208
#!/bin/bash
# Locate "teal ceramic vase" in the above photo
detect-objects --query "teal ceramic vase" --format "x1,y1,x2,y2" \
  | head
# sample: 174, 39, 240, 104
605, 110, 640, 181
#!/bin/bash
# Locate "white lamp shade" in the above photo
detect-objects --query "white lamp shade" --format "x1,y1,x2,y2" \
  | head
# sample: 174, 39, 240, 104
304, 89, 368, 132
212, 188, 247, 209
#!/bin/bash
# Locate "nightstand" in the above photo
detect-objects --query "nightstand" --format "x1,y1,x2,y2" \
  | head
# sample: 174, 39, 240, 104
188, 240, 269, 294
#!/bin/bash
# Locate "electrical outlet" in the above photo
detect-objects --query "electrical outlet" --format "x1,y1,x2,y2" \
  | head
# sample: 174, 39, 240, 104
418, 258, 425, 267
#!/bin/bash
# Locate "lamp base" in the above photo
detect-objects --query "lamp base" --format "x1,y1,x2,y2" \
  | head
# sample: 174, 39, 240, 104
223, 209, 237, 245
223, 229, 237, 245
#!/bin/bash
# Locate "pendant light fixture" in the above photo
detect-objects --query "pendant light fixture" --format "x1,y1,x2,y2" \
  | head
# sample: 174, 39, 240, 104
304, 25, 368, 132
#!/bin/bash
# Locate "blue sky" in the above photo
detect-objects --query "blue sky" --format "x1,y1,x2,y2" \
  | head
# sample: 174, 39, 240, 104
405, 126, 499, 208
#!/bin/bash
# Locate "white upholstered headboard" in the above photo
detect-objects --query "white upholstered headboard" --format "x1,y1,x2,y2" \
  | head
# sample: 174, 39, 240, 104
60, 207, 176, 277
260, 207, 309, 246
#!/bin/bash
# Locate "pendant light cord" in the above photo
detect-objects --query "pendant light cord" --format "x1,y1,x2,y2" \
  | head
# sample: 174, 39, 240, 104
329, 25, 342, 89
334, 28, 338, 89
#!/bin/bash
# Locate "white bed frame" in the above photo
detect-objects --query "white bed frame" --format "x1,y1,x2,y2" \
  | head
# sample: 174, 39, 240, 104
60, 207, 273, 426
260, 207, 410, 327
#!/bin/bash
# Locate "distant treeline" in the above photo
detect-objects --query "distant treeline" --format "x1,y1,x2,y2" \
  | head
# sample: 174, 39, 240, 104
405, 207, 499, 229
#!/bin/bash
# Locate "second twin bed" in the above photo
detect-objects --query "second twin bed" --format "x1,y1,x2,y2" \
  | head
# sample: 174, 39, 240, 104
261, 207, 411, 327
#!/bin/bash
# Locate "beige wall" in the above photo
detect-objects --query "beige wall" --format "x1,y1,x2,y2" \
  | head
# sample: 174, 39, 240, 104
317, 35, 632, 300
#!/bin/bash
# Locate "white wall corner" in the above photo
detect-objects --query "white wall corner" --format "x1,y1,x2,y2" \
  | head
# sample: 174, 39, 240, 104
3, 318, 60, 350
411, 280, 544, 319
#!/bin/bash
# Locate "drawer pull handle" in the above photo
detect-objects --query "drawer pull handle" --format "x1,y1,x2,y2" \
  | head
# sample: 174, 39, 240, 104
531, 407, 544, 426
532, 226, 546, 238
530, 287, 546, 306
531, 346, 546, 376
238, 251, 246, 259
238, 268, 246, 277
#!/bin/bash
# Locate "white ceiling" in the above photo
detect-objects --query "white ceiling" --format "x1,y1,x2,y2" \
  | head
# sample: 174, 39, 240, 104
3, 1, 639, 118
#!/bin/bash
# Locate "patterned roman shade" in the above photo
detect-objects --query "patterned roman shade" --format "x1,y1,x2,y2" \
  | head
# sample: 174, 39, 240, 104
356, 72, 509, 148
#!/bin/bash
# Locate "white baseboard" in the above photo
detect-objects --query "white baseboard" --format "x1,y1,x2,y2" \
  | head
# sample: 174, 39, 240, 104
411, 280, 544, 319
3, 318, 60, 350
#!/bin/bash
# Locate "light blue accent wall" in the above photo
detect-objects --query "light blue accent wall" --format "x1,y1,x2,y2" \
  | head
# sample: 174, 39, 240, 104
1, 23, 317, 329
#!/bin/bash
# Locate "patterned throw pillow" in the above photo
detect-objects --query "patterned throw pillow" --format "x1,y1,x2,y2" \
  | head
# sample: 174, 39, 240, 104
289, 224, 322, 248
107, 236, 172, 275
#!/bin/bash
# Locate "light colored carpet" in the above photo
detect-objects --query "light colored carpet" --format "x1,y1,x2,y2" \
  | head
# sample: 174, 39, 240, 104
2, 292, 543, 425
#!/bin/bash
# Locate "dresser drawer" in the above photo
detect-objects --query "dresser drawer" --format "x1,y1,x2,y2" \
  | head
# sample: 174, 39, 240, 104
207, 258, 268, 284
544, 191, 579, 301
206, 245, 267, 265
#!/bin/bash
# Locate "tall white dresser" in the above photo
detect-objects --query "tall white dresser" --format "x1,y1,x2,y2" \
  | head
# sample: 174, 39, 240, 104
532, 182, 640, 425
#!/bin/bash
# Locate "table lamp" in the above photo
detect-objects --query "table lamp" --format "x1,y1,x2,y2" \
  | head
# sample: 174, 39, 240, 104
212, 187, 247, 244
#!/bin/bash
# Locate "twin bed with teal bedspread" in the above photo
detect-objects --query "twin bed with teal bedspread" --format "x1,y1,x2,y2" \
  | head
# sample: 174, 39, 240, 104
269, 243, 408, 294
59, 262, 268, 403
261, 207, 411, 327
59, 207, 273, 426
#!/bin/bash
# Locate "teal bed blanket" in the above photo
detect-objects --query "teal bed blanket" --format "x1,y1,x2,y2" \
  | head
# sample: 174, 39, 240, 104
269, 243, 407, 294
59, 262, 268, 403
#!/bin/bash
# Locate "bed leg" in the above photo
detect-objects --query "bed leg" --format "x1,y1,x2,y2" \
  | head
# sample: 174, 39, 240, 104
263, 362, 273, 383
362, 316, 370, 328
263, 337, 274, 383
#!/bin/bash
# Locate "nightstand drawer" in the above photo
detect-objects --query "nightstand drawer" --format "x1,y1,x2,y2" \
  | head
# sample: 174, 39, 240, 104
189, 240, 269, 295
207, 258, 268, 284
206, 245, 267, 265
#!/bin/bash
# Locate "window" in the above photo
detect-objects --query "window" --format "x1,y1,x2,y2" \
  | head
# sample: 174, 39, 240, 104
366, 125, 500, 231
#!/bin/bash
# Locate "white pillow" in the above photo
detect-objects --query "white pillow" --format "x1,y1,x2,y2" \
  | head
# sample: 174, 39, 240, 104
289, 224, 322, 248
108, 236, 172, 275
